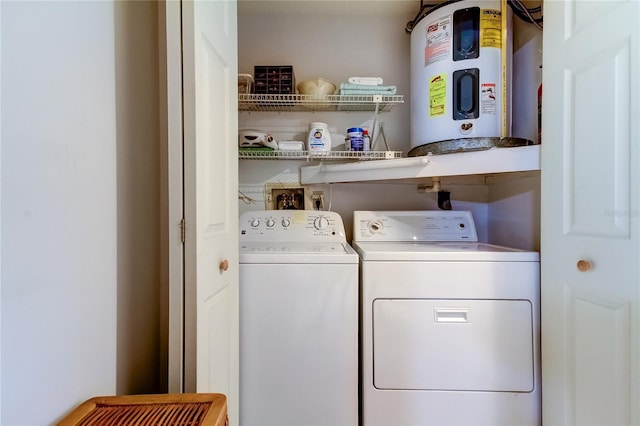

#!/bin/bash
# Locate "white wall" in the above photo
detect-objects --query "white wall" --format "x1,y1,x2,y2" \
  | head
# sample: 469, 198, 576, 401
488, 174, 541, 251
489, 19, 542, 252
1, 1, 163, 424
1, 2, 117, 424
0, 1, 4, 419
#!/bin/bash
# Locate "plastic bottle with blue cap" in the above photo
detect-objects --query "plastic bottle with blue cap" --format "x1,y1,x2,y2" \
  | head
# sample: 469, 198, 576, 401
307, 122, 332, 154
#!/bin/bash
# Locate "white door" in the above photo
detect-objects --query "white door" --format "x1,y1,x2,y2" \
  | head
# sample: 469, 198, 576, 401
541, 1, 639, 424
182, 0, 239, 423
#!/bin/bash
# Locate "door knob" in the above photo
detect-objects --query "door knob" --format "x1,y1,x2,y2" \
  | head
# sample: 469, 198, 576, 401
576, 259, 592, 272
219, 259, 229, 272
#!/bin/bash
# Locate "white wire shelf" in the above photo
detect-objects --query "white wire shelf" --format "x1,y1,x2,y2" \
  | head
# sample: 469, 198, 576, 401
238, 94, 404, 112
238, 150, 403, 160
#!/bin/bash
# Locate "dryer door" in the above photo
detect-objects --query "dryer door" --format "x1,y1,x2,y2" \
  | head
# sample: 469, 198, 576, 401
373, 298, 534, 392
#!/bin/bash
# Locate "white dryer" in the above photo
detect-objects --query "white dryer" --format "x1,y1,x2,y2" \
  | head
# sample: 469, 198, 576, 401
353, 210, 540, 426
239, 210, 358, 426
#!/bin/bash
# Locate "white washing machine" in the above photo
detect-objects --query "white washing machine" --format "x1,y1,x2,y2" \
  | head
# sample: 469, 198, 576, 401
353, 211, 540, 426
239, 210, 359, 426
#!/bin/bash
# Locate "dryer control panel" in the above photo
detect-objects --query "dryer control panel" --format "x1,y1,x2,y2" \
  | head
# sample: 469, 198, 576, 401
240, 210, 347, 242
353, 210, 478, 242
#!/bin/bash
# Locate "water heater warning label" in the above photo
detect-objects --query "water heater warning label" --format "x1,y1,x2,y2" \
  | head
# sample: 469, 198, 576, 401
425, 15, 452, 66
480, 9, 501, 48
429, 74, 446, 117
481, 83, 497, 114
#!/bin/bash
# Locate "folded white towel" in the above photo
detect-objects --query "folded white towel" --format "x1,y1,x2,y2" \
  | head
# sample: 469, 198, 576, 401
348, 76, 384, 86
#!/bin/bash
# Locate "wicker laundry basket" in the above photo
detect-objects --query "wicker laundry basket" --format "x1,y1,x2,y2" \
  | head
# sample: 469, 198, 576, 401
56, 393, 227, 426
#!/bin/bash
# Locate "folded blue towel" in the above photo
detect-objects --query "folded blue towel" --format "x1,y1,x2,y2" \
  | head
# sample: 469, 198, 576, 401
339, 83, 397, 95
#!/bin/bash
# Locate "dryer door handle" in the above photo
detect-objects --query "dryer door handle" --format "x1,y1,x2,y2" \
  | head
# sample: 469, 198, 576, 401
435, 308, 469, 323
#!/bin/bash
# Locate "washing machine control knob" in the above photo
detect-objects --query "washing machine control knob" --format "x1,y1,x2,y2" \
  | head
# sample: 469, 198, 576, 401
266, 218, 276, 228
368, 220, 384, 233
281, 218, 291, 227
313, 216, 330, 230
250, 219, 260, 227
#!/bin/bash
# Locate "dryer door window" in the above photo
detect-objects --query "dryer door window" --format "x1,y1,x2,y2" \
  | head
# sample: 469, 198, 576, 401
372, 298, 534, 392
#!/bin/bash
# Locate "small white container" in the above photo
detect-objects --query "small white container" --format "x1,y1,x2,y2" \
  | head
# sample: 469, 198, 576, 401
363, 129, 371, 151
278, 140, 304, 151
308, 122, 332, 154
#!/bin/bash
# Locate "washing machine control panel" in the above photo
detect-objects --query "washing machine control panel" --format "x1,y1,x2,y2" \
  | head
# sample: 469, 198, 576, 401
240, 210, 347, 242
353, 210, 478, 242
